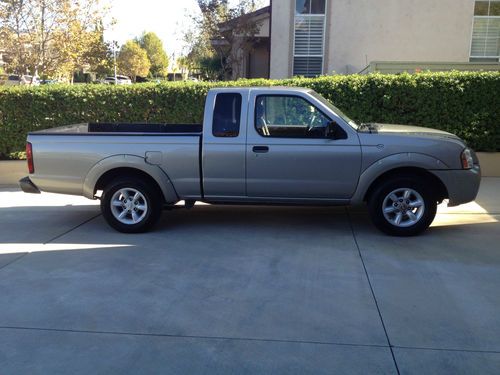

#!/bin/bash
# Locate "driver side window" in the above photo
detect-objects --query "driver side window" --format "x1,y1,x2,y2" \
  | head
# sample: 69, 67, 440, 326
255, 95, 331, 138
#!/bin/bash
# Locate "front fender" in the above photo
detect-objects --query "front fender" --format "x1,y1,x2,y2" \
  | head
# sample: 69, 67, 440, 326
82, 154, 179, 203
350, 152, 449, 205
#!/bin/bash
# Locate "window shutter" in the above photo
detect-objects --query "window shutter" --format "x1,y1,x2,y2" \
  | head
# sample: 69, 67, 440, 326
471, 17, 500, 58
293, 57, 323, 77
293, 15, 325, 77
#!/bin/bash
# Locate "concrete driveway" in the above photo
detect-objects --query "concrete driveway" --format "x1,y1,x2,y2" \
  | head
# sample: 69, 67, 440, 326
0, 179, 499, 374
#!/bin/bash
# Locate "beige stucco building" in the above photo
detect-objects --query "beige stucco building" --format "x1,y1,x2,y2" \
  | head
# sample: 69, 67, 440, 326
227, 0, 500, 78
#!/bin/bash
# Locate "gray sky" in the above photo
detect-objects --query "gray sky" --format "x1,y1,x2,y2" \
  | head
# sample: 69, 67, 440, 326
104, 0, 269, 58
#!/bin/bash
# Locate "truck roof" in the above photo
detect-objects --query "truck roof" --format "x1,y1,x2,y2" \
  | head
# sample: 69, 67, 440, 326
208, 86, 312, 93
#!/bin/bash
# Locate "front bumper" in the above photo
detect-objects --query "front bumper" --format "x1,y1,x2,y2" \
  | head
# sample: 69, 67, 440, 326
431, 164, 481, 207
19, 176, 41, 194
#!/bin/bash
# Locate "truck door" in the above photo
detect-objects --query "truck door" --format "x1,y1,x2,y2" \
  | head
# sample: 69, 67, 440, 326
246, 92, 361, 200
202, 91, 248, 199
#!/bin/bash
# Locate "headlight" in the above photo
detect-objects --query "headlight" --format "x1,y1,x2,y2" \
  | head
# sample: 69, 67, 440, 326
461, 148, 474, 169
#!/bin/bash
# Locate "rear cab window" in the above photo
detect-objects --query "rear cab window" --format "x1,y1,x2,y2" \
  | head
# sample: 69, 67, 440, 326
212, 93, 242, 138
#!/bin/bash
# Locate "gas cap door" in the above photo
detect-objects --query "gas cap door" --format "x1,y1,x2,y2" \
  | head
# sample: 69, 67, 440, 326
145, 151, 162, 165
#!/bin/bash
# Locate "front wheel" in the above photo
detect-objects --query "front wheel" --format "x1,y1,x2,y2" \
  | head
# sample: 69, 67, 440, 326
368, 177, 437, 236
101, 178, 162, 233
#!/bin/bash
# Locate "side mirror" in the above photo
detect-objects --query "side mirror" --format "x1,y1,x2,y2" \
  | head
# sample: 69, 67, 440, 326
327, 121, 347, 140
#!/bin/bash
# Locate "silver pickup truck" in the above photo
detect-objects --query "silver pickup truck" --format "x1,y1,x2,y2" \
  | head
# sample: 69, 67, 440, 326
20, 87, 481, 236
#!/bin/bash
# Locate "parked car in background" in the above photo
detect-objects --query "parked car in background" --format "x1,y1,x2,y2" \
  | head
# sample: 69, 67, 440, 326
40, 79, 61, 85
0, 74, 40, 86
101, 75, 132, 85
19, 87, 481, 236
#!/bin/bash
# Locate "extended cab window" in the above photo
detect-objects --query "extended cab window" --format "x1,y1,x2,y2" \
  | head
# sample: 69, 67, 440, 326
212, 93, 242, 137
255, 95, 331, 138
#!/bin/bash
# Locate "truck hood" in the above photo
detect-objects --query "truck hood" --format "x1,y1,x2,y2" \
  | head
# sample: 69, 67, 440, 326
358, 123, 461, 141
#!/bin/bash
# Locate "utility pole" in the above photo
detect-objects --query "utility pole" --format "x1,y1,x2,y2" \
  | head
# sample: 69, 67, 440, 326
171, 53, 176, 81
114, 41, 118, 83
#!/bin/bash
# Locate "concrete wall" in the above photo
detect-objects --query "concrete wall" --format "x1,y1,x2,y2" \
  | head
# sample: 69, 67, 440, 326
256, 17, 271, 37
328, 0, 476, 74
270, 1, 293, 79
270, 0, 476, 77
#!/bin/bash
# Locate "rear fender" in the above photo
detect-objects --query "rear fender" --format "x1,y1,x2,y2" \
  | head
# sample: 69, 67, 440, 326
83, 154, 178, 203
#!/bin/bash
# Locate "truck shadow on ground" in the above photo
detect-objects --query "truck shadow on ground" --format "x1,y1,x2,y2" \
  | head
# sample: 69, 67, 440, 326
0, 203, 498, 258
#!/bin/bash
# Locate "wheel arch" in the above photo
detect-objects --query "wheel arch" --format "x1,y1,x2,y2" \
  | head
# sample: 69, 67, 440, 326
95, 167, 162, 198
349, 153, 451, 205
363, 167, 449, 203
83, 155, 179, 203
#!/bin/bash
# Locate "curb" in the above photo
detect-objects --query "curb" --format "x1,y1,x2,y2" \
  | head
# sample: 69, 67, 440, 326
0, 160, 28, 187
476, 153, 500, 178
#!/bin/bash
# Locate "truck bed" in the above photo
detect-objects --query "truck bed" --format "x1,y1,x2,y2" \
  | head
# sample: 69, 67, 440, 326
27, 122, 203, 200
31, 123, 203, 135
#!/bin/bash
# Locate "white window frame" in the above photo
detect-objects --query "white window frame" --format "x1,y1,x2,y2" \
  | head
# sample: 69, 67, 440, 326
292, 0, 328, 77
469, 1, 500, 60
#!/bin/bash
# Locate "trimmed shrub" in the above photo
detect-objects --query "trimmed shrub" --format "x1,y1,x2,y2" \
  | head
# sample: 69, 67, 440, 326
0, 71, 499, 157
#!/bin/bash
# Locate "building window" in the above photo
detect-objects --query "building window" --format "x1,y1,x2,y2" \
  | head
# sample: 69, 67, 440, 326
293, 0, 327, 77
470, 1, 500, 61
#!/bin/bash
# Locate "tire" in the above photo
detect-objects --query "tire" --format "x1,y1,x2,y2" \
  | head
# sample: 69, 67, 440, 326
101, 178, 163, 233
368, 176, 437, 236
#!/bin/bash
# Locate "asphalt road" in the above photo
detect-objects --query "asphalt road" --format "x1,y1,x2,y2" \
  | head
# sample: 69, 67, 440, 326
0, 179, 499, 374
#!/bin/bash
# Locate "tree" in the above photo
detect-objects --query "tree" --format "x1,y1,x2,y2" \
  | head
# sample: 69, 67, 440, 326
82, 25, 114, 77
56, 19, 112, 81
117, 40, 150, 81
136, 32, 169, 78
0, 0, 110, 80
176, 55, 196, 79
183, 0, 264, 80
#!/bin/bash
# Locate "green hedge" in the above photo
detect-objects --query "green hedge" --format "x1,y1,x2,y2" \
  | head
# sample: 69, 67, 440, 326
1, 72, 499, 157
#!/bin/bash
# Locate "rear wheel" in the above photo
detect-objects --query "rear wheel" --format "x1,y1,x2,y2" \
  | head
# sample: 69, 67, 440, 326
101, 178, 162, 233
368, 177, 437, 236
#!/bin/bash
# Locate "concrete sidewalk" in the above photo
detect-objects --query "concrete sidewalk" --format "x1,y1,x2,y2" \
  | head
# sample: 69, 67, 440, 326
0, 179, 499, 374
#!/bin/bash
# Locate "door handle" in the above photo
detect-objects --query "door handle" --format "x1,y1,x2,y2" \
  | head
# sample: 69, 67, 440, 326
252, 146, 269, 153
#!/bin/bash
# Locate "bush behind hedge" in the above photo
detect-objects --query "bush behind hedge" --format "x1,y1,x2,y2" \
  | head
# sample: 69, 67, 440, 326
0, 72, 499, 157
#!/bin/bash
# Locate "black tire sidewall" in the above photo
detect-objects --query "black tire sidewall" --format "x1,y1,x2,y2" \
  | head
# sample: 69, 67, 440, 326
101, 179, 162, 233
368, 177, 437, 236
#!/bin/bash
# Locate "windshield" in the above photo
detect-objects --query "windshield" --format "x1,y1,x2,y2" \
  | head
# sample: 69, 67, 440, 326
310, 91, 358, 130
